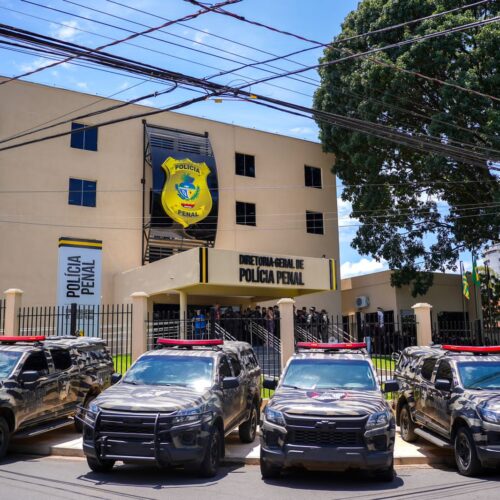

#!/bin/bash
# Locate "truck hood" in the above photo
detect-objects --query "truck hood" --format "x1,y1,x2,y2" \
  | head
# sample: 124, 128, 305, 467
92, 383, 212, 413
268, 388, 388, 416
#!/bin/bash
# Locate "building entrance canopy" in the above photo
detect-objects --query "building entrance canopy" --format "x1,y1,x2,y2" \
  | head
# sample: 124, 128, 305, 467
115, 248, 337, 302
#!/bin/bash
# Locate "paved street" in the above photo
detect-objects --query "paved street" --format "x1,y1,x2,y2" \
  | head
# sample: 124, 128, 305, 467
0, 455, 499, 500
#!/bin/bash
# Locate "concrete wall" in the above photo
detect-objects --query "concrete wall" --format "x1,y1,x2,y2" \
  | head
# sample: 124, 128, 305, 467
0, 79, 340, 314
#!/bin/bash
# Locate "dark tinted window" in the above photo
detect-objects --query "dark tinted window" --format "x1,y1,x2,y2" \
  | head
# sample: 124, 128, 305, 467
236, 201, 256, 226
219, 356, 232, 378
22, 352, 49, 375
235, 153, 255, 177
70, 122, 98, 151
420, 357, 437, 381
435, 360, 453, 382
306, 211, 324, 235
304, 165, 322, 188
229, 355, 242, 377
50, 349, 72, 371
68, 178, 97, 207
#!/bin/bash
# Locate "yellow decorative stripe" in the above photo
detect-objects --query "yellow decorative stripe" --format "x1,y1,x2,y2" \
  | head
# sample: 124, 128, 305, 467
330, 259, 337, 290
201, 247, 208, 283
58, 239, 102, 249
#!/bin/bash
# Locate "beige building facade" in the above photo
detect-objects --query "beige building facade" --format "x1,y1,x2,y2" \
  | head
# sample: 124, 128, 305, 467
0, 79, 341, 315
342, 270, 479, 326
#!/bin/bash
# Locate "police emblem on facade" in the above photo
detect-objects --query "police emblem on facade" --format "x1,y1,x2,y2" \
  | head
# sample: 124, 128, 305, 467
161, 157, 213, 228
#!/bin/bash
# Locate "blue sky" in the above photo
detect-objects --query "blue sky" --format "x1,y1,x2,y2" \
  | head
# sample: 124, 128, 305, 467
0, 0, 479, 276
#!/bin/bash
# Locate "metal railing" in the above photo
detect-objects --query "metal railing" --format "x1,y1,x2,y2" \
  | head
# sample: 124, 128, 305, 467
0, 299, 5, 334
17, 303, 133, 374
433, 319, 500, 346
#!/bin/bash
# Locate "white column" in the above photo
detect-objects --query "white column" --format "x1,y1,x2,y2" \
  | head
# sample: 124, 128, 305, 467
412, 302, 433, 346
278, 298, 295, 371
179, 290, 188, 339
131, 292, 149, 362
3, 288, 23, 336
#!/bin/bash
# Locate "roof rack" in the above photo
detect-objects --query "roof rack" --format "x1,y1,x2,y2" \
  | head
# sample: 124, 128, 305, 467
0, 335, 46, 344
296, 342, 367, 353
441, 345, 500, 355
157, 338, 224, 350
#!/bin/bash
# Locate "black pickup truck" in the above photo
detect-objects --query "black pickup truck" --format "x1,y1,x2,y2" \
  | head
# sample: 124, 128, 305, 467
0, 335, 118, 460
395, 344, 500, 476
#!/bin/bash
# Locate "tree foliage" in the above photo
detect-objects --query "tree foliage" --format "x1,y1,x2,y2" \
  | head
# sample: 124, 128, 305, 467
314, 0, 500, 295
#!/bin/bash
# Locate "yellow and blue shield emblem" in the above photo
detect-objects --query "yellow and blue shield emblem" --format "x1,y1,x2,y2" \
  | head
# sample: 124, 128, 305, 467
161, 157, 213, 228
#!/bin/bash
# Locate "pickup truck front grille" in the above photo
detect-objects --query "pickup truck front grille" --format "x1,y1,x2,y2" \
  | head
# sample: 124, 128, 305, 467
97, 410, 174, 439
289, 429, 363, 447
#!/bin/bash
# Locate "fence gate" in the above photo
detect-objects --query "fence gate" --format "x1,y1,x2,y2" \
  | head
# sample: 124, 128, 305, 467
17, 303, 133, 374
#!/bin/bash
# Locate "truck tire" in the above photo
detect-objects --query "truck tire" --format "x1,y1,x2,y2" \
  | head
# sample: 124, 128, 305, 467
399, 404, 417, 443
454, 426, 483, 477
260, 457, 282, 479
239, 404, 258, 443
86, 455, 115, 473
0, 417, 10, 461
197, 426, 221, 478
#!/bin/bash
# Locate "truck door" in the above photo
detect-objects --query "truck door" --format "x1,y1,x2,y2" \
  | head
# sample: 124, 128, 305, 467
48, 347, 78, 414
429, 359, 454, 434
228, 353, 246, 422
414, 356, 438, 424
218, 355, 237, 428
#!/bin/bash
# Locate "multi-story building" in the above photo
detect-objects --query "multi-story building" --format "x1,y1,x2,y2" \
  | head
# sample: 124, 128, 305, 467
0, 78, 341, 317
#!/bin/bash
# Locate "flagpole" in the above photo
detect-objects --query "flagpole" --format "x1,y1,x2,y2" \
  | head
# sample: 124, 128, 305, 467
472, 251, 480, 343
486, 264, 493, 335
460, 261, 467, 330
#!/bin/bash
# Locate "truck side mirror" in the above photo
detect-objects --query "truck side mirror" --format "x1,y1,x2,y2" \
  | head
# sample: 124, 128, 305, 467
263, 377, 278, 390
222, 377, 239, 389
19, 370, 40, 384
383, 380, 399, 393
111, 373, 122, 385
435, 379, 452, 392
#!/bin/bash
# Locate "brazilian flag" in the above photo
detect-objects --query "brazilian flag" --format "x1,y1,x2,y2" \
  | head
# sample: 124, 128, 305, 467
472, 255, 480, 285
462, 271, 470, 300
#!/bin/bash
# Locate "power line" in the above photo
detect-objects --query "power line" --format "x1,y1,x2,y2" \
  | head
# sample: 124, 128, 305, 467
197, 0, 500, 104
0, 0, 241, 86
0, 24, 497, 170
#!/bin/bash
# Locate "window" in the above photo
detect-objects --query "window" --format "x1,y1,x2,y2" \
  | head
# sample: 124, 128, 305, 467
50, 349, 72, 371
219, 356, 232, 378
235, 153, 255, 177
22, 352, 49, 375
236, 201, 256, 226
306, 211, 324, 234
435, 360, 453, 383
420, 357, 437, 381
68, 178, 97, 207
305, 165, 322, 188
229, 355, 242, 377
70, 122, 98, 151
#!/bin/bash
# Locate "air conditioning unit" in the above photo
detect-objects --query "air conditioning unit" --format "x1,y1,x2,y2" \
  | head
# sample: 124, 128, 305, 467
355, 296, 370, 309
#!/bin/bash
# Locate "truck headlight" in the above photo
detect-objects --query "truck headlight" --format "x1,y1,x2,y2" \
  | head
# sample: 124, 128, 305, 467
366, 410, 390, 431
172, 407, 203, 425
478, 402, 500, 424
264, 406, 286, 427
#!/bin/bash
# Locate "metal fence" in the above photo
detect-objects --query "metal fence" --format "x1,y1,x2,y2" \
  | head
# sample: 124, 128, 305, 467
17, 303, 133, 374
0, 299, 5, 334
433, 319, 500, 346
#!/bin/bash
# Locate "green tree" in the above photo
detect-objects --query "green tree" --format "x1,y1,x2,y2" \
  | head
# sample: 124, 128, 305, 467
479, 268, 500, 326
314, 0, 499, 295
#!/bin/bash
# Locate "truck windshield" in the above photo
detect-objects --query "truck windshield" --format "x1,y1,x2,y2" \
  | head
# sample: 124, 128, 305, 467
123, 355, 214, 389
457, 362, 500, 389
281, 359, 377, 391
0, 351, 22, 378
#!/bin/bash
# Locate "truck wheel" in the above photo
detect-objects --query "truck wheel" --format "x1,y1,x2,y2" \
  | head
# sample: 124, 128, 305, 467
454, 426, 483, 477
374, 462, 395, 482
260, 457, 282, 479
198, 426, 221, 478
239, 404, 258, 443
0, 417, 10, 461
86, 455, 115, 473
399, 404, 417, 442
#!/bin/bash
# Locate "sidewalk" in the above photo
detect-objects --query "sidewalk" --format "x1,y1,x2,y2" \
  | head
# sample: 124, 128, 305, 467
10, 426, 454, 467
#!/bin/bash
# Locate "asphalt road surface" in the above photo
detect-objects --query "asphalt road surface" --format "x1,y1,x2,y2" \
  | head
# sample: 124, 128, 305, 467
1, 455, 500, 500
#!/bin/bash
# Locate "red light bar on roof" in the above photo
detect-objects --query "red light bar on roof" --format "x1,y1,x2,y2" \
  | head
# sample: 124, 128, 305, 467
0, 336, 46, 343
297, 342, 367, 350
442, 345, 500, 354
157, 338, 223, 347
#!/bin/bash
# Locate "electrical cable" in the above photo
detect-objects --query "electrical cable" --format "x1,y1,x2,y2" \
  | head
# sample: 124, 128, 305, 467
0, 0, 241, 86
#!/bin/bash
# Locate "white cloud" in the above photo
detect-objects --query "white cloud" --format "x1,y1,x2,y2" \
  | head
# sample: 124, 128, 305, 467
289, 126, 314, 135
193, 29, 209, 45
76, 82, 88, 89
51, 20, 79, 41
19, 58, 52, 73
341, 258, 388, 278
